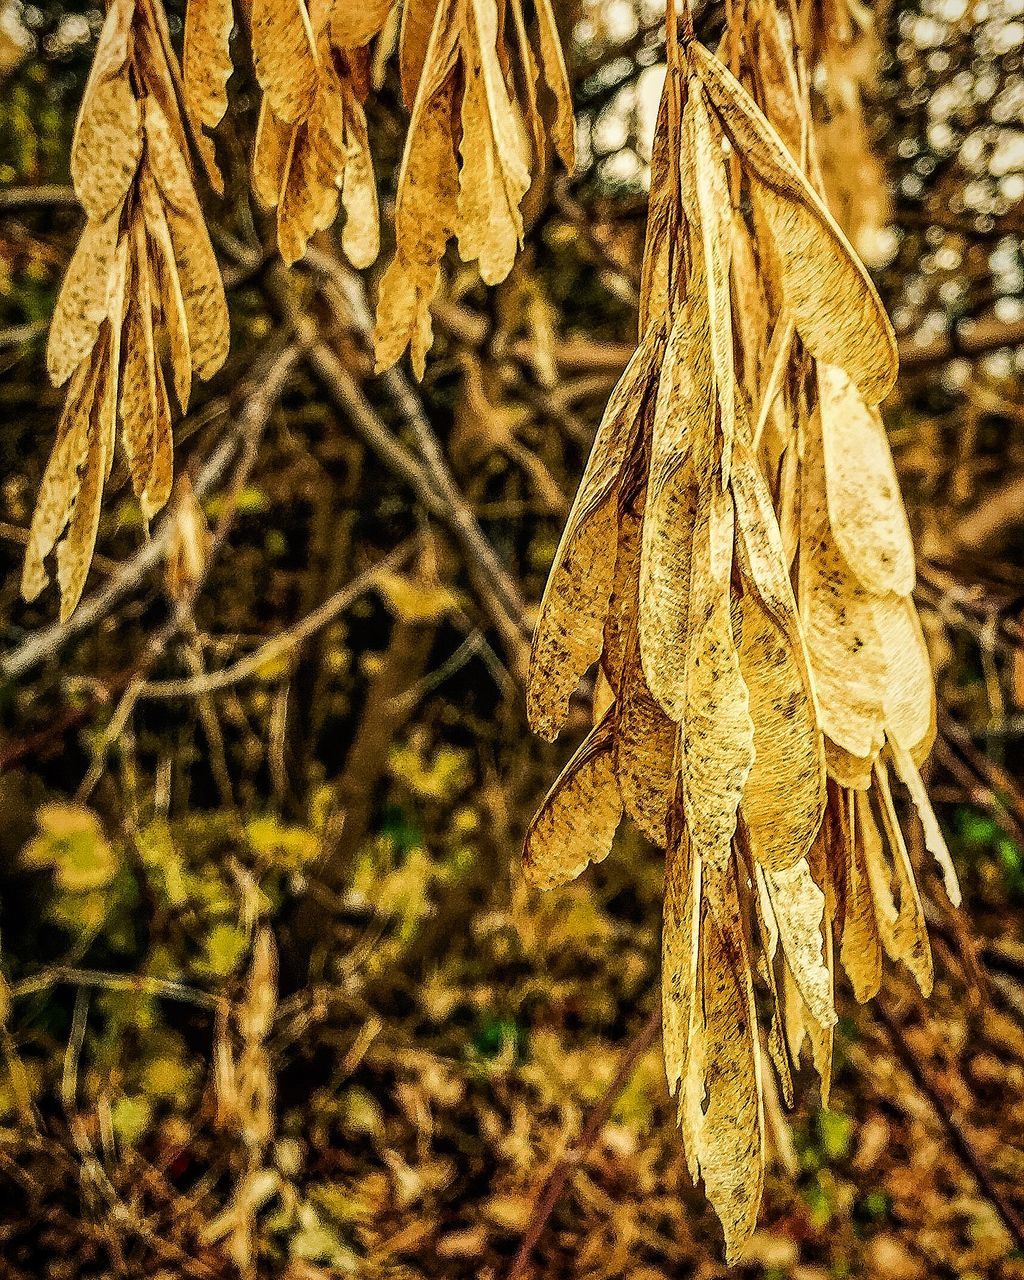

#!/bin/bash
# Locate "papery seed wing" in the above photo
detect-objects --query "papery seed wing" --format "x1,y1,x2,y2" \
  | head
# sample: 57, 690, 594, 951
732, 439, 825, 871
399, 0, 443, 107
278, 125, 338, 264
616, 627, 678, 847
331, 0, 394, 49
760, 858, 836, 1030
694, 861, 765, 1263
825, 738, 875, 791
874, 593, 936, 763
339, 88, 380, 269
121, 233, 159, 501
690, 42, 897, 405
639, 85, 676, 337
887, 737, 961, 906
533, 0, 575, 170
374, 0, 462, 374
47, 201, 124, 387
523, 705, 623, 889
687, 81, 735, 480
146, 353, 175, 518
639, 296, 711, 720
71, 0, 140, 221
183, 0, 234, 131
145, 99, 230, 381
799, 407, 887, 760
663, 825, 701, 1096
680, 486, 755, 872
56, 408, 107, 620
836, 788, 883, 1001
859, 781, 933, 996
751, 860, 793, 1105
22, 354, 102, 602
736, 588, 825, 873
818, 363, 915, 596
252, 98, 292, 209
528, 334, 659, 739
457, 0, 531, 285
250, 0, 318, 124
139, 168, 193, 412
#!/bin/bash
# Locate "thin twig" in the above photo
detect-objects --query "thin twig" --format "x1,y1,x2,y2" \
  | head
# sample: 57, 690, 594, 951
503, 1004, 662, 1280
139, 540, 416, 698
2, 342, 302, 682
875, 997, 1024, 1254
9, 965, 223, 1010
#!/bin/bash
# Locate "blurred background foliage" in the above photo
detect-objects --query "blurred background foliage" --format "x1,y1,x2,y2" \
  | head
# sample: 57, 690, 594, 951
3, 0, 1024, 1276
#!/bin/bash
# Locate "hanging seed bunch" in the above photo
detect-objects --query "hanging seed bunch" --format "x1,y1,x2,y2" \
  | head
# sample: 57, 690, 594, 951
246, 0, 381, 267
524, 0, 960, 1258
25, 0, 576, 618
23, 0, 229, 620
372, 0, 576, 377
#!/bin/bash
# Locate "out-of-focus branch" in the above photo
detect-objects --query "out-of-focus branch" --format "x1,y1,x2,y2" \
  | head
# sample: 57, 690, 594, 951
139, 540, 416, 699
504, 1004, 663, 1280
0, 184, 80, 211
900, 311, 1024, 372
951, 474, 1024, 552
262, 259, 530, 677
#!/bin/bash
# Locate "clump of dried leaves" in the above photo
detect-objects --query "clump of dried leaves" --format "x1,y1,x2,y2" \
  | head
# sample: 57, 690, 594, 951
525, 0, 960, 1260
28, 0, 573, 615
